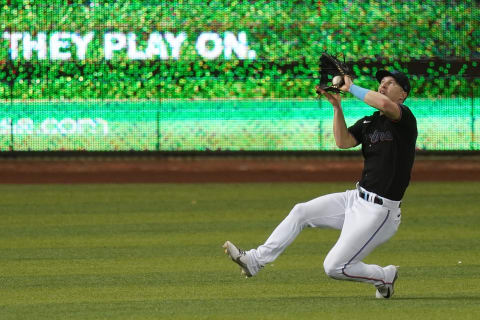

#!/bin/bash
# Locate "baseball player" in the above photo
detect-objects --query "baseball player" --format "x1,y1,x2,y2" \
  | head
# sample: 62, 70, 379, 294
223, 70, 417, 299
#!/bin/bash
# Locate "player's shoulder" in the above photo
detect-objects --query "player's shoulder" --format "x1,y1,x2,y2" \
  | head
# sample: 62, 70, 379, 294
399, 103, 413, 114
396, 103, 417, 134
398, 103, 416, 120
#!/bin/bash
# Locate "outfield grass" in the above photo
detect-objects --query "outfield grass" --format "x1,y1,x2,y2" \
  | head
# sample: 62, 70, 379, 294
0, 182, 479, 319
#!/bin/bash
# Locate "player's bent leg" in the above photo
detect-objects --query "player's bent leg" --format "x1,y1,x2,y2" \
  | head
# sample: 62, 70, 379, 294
323, 197, 401, 296
323, 258, 385, 285
223, 191, 352, 277
248, 191, 350, 269
324, 259, 399, 299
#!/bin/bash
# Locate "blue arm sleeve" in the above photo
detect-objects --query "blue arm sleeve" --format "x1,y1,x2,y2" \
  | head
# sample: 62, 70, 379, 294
349, 84, 369, 101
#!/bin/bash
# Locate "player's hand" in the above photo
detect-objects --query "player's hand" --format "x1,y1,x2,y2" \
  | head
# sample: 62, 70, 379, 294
316, 85, 341, 109
339, 75, 353, 92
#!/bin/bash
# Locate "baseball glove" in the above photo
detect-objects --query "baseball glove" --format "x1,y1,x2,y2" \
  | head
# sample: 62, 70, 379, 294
318, 52, 353, 93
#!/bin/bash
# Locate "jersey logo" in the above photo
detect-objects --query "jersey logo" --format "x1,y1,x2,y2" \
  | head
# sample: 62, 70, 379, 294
369, 130, 393, 144
363, 120, 371, 124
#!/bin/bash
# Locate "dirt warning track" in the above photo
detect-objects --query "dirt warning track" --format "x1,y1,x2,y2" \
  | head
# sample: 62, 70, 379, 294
0, 156, 479, 183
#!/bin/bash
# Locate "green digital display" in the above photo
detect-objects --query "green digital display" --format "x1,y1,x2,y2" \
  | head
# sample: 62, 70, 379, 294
0, 1, 479, 151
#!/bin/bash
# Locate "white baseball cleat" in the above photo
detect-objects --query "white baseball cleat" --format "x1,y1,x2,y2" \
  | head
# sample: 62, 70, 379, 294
375, 265, 398, 299
223, 241, 254, 278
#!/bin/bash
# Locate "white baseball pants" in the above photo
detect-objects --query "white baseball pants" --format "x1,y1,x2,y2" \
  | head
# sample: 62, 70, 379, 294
247, 185, 402, 286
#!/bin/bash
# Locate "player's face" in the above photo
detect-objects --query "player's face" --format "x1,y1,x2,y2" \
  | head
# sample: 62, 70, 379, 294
378, 76, 407, 103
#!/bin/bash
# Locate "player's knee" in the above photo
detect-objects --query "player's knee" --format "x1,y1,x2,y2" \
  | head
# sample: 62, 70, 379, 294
289, 203, 307, 221
323, 258, 343, 279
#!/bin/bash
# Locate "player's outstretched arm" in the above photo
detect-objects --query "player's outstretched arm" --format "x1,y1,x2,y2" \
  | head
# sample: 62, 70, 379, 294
363, 91, 401, 120
332, 105, 359, 149
340, 76, 401, 121
316, 86, 358, 149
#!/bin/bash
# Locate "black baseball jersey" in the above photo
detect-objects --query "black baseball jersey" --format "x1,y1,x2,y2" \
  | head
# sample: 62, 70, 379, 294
348, 104, 417, 201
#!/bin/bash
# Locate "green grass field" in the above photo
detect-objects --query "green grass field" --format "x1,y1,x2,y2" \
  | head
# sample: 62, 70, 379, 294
1, 182, 479, 319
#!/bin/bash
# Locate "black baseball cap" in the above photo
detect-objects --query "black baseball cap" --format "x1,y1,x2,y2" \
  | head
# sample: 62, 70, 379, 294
376, 70, 411, 95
